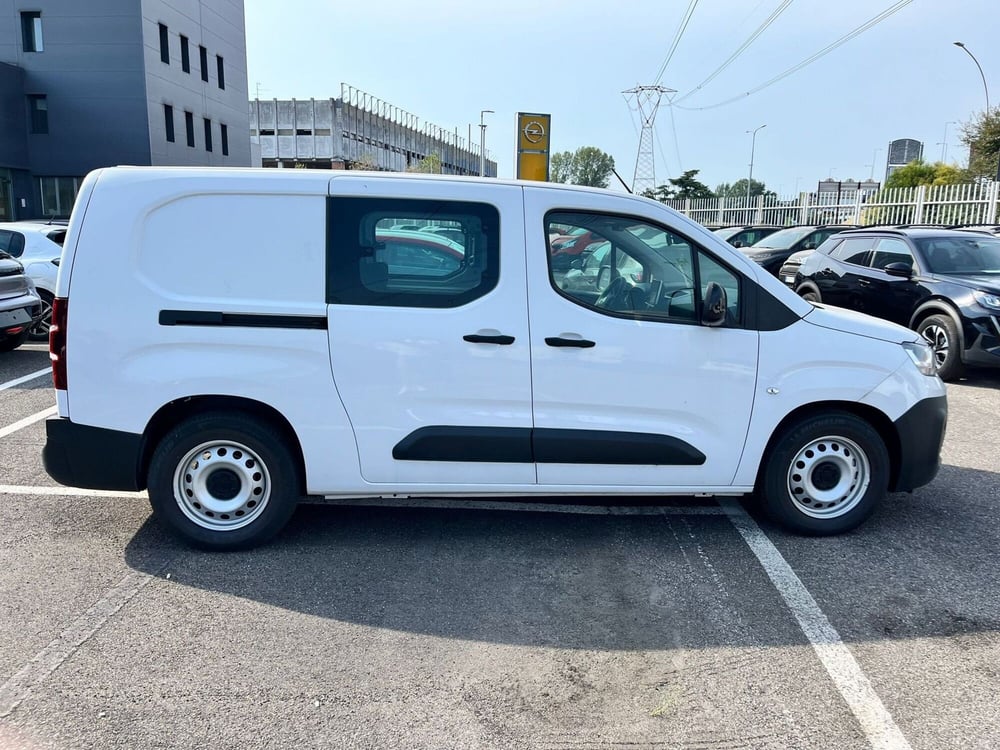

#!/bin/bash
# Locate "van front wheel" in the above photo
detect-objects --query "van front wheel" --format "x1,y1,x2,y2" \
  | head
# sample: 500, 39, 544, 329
147, 412, 300, 550
760, 412, 889, 535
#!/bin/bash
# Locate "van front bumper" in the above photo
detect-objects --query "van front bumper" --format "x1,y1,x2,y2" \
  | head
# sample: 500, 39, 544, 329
890, 395, 947, 493
43, 417, 144, 491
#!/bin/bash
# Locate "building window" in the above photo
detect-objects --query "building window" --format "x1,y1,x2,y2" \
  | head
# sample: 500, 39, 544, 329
221, 124, 229, 156
216, 55, 225, 89
204, 118, 213, 152
27, 95, 48, 134
21, 11, 43, 52
158, 23, 169, 64
199, 45, 208, 82
38, 177, 81, 218
180, 35, 190, 73
164, 104, 175, 143
184, 111, 195, 147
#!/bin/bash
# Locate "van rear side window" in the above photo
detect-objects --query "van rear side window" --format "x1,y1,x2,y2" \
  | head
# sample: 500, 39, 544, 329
326, 197, 500, 308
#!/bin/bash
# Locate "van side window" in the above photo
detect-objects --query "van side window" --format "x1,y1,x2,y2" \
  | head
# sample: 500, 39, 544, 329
547, 212, 740, 325
327, 197, 499, 308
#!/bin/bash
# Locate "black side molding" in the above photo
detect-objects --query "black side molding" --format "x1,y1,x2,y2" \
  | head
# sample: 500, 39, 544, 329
392, 426, 705, 466
159, 310, 327, 330
392, 426, 533, 463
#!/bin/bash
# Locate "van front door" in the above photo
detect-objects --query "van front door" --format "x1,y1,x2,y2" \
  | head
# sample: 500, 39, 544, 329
325, 177, 535, 486
525, 188, 759, 489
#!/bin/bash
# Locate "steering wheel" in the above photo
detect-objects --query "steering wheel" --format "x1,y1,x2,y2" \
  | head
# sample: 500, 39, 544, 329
595, 275, 643, 311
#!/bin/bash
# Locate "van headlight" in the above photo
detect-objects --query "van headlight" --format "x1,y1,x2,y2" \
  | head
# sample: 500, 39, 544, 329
902, 341, 936, 376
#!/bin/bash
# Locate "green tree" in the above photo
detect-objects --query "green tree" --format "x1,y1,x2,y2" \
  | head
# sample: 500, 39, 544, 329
548, 146, 615, 188
715, 178, 772, 199
643, 169, 714, 202
884, 160, 967, 188
551, 151, 573, 184
407, 152, 442, 174
961, 109, 1000, 180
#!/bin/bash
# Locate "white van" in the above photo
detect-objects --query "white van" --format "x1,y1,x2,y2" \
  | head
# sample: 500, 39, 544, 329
43, 168, 947, 549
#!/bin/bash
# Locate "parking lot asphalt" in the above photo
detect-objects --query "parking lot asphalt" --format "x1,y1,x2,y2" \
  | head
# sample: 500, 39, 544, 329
0, 347, 997, 749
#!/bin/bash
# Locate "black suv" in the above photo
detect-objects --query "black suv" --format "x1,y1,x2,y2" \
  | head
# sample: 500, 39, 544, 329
740, 225, 856, 276
794, 228, 1000, 379
712, 225, 781, 248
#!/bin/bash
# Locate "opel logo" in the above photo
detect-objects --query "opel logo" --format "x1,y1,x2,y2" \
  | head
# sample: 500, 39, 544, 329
523, 121, 545, 144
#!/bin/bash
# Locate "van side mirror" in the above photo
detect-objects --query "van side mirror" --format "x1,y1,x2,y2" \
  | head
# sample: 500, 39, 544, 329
700, 282, 728, 327
884, 262, 912, 278
802, 241, 817, 250
731, 240, 744, 248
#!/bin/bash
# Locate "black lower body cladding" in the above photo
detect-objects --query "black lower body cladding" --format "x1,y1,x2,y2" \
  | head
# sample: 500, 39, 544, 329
891, 395, 947, 492
43, 418, 144, 491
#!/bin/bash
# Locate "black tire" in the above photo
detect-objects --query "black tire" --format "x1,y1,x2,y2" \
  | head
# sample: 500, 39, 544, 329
147, 411, 301, 550
759, 411, 889, 536
0, 330, 30, 353
916, 314, 964, 381
797, 286, 821, 303
28, 290, 54, 342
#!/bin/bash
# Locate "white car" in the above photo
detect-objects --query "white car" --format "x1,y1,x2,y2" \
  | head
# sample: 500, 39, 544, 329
0, 222, 65, 340
43, 168, 947, 549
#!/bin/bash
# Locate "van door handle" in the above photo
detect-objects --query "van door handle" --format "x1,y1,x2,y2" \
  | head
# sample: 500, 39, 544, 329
463, 333, 515, 345
545, 336, 596, 348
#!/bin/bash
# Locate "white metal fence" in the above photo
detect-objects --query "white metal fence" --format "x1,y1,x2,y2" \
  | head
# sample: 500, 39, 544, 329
664, 182, 1000, 228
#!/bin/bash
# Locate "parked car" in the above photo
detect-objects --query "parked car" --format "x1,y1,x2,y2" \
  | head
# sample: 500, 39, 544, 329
0, 221, 66, 340
794, 227, 1000, 379
44, 167, 946, 549
778, 248, 818, 287
712, 225, 781, 248
0, 251, 43, 352
742, 225, 856, 276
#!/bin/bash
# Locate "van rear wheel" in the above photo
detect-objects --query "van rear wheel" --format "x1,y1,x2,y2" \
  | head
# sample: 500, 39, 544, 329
760, 412, 889, 535
147, 412, 300, 550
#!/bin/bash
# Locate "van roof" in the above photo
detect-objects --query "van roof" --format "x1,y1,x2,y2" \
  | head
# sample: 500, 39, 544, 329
97, 166, 646, 200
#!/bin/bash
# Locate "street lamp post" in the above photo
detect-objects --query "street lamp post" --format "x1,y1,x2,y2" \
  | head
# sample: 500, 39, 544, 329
479, 110, 494, 177
953, 42, 998, 182
954, 42, 990, 113
746, 124, 766, 220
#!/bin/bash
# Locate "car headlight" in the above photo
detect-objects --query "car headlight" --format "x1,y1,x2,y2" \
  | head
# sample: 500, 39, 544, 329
973, 290, 1000, 311
902, 341, 936, 377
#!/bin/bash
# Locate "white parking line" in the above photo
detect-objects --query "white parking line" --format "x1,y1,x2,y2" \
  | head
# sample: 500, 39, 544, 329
0, 367, 49, 393
721, 499, 912, 750
0, 560, 176, 719
0, 406, 57, 440
0, 485, 146, 498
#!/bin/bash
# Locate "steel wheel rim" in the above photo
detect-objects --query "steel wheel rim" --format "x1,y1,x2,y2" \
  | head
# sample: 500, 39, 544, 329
172, 440, 271, 531
921, 325, 949, 367
786, 435, 870, 519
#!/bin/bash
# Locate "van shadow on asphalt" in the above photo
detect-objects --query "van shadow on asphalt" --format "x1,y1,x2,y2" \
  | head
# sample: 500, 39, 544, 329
123, 464, 1000, 651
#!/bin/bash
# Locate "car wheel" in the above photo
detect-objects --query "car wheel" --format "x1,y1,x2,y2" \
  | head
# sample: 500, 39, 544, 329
28, 290, 54, 342
760, 411, 889, 535
797, 286, 821, 303
0, 330, 30, 353
147, 412, 301, 550
917, 314, 963, 381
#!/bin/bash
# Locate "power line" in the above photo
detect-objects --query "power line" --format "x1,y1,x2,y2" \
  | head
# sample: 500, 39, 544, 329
675, 0, 913, 111
653, 0, 701, 85
672, 0, 796, 105
667, 103, 683, 173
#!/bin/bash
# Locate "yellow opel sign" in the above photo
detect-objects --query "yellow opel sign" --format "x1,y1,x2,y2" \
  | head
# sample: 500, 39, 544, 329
516, 113, 551, 181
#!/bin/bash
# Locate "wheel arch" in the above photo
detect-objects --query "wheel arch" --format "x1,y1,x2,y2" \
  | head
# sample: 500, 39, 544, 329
756, 400, 901, 493
909, 298, 963, 333
794, 280, 821, 298
138, 395, 306, 492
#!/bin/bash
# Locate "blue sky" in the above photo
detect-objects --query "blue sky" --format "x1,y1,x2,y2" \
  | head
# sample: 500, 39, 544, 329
245, 0, 996, 195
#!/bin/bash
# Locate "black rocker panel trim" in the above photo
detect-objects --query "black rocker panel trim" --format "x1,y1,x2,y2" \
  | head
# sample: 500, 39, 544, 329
392, 426, 705, 466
